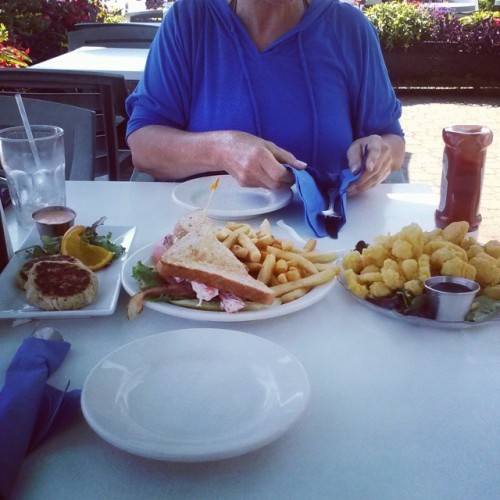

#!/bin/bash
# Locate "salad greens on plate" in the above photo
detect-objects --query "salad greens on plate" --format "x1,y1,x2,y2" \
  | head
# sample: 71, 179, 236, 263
19, 217, 125, 260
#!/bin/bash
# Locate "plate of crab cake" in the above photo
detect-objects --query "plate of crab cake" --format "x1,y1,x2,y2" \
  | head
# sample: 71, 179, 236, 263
0, 225, 135, 319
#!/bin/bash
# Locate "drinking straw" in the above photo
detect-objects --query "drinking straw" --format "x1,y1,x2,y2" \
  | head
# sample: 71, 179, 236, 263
14, 93, 43, 169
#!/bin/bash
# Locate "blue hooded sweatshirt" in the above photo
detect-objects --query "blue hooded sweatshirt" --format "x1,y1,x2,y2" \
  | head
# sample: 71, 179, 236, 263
126, 0, 403, 177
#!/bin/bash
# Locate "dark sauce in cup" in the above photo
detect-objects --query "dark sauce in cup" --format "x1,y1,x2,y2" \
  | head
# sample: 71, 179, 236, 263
430, 282, 473, 294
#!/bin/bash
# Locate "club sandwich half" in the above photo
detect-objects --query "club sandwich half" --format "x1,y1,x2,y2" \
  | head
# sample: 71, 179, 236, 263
158, 224, 275, 306
127, 212, 275, 319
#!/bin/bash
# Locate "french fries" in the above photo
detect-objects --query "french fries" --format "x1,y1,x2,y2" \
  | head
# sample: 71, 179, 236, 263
271, 267, 339, 297
216, 219, 340, 304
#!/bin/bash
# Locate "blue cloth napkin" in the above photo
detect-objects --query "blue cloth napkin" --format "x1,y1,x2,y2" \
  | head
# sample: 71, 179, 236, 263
289, 168, 330, 237
288, 148, 367, 238
0, 337, 81, 498
290, 167, 353, 238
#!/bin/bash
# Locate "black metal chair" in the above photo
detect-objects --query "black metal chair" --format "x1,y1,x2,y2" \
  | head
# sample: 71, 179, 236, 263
68, 23, 160, 51
0, 95, 96, 181
0, 68, 132, 180
125, 10, 164, 22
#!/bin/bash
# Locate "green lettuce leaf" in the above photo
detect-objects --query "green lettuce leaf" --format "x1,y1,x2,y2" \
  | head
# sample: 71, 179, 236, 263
132, 261, 164, 289
466, 296, 500, 322
18, 217, 125, 260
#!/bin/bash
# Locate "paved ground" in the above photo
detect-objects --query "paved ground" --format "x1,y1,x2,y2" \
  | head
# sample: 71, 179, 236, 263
398, 93, 500, 243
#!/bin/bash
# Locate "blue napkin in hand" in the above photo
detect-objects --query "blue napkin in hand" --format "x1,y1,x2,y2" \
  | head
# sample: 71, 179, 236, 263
0, 334, 81, 498
288, 147, 367, 238
289, 168, 329, 237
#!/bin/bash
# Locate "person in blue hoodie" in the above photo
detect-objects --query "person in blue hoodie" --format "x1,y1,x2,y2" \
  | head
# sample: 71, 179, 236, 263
126, 0, 405, 194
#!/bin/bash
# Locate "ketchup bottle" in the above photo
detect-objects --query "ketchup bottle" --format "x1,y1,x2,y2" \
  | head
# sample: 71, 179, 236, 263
435, 125, 493, 232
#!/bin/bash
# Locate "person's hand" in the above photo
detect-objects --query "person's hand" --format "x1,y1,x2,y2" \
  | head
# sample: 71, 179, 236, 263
346, 135, 393, 195
216, 131, 307, 189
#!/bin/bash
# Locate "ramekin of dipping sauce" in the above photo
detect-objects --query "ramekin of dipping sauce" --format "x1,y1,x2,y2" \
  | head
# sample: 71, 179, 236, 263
424, 276, 480, 322
32, 206, 76, 237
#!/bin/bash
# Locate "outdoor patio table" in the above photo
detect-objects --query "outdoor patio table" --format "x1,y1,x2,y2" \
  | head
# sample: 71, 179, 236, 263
31, 46, 149, 83
1, 181, 499, 499
424, 1, 478, 14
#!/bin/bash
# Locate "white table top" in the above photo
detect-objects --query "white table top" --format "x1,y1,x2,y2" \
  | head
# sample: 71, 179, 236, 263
2, 181, 500, 499
423, 1, 477, 11
32, 46, 149, 82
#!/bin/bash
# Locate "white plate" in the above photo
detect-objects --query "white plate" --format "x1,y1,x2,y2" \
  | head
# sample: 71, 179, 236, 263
82, 328, 310, 461
0, 225, 136, 319
337, 272, 500, 330
121, 242, 335, 322
172, 175, 293, 220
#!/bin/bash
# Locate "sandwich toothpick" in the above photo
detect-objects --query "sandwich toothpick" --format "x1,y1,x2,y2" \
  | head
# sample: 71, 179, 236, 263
203, 176, 220, 222
197, 177, 220, 257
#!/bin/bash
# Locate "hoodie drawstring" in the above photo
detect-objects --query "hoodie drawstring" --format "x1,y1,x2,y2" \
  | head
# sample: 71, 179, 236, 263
227, 19, 318, 165
297, 31, 318, 168
229, 28, 263, 137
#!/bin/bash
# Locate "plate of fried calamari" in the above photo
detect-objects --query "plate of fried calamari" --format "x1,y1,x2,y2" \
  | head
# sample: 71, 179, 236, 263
337, 221, 500, 329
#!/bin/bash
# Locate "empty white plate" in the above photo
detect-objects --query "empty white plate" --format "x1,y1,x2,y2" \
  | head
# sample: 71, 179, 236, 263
82, 328, 310, 461
172, 175, 293, 219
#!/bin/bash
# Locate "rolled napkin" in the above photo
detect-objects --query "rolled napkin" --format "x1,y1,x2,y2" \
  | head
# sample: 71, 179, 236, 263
0, 332, 81, 499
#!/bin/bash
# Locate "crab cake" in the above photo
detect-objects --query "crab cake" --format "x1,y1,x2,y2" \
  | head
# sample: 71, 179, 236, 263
16, 254, 80, 290
25, 259, 98, 311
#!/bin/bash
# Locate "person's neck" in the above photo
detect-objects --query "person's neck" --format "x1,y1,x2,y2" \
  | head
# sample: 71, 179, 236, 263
233, 0, 308, 51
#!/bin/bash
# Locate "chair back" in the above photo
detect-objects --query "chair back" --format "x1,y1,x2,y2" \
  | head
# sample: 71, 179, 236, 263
0, 68, 130, 180
0, 95, 96, 180
68, 23, 159, 50
125, 10, 163, 22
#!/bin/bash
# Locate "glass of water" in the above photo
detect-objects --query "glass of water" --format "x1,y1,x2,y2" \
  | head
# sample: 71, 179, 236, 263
0, 125, 66, 230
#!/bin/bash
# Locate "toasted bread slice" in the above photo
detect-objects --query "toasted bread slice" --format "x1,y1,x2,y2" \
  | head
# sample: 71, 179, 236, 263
158, 225, 274, 305
174, 209, 216, 239
25, 259, 98, 311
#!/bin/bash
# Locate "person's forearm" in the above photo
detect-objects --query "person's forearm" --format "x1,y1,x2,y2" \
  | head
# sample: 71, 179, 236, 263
127, 125, 305, 188
127, 125, 225, 180
381, 134, 406, 173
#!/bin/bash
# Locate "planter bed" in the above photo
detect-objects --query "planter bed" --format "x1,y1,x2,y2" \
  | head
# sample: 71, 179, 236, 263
383, 42, 500, 90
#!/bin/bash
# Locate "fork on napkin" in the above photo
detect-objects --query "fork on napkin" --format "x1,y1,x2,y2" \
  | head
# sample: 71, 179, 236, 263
288, 146, 367, 238
0, 328, 81, 499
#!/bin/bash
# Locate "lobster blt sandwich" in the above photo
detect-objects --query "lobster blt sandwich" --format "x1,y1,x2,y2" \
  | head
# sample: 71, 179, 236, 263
127, 211, 275, 319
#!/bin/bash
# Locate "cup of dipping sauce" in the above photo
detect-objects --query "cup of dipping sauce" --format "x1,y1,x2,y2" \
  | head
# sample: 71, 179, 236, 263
32, 206, 76, 237
424, 276, 480, 322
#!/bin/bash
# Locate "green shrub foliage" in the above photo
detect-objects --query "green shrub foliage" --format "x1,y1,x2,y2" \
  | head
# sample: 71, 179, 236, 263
0, 0, 116, 64
366, 1, 500, 54
365, 2, 433, 49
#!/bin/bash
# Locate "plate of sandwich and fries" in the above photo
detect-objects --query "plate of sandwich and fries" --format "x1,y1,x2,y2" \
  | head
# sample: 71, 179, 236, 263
121, 210, 340, 322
